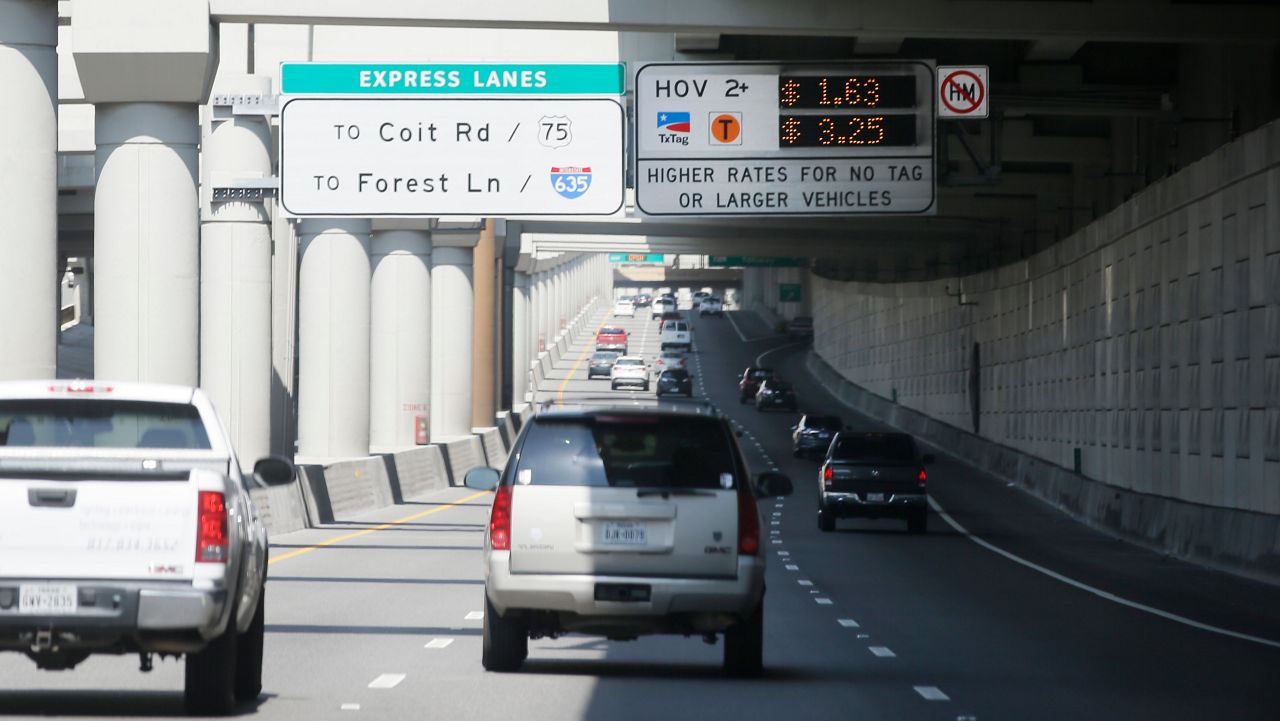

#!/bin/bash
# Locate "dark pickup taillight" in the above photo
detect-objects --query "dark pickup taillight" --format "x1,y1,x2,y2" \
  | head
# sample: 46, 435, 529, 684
822, 465, 833, 488
917, 468, 927, 488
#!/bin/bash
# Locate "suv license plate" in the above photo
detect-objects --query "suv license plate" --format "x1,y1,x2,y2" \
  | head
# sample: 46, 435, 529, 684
602, 522, 647, 546
865, 493, 886, 503
19, 584, 78, 615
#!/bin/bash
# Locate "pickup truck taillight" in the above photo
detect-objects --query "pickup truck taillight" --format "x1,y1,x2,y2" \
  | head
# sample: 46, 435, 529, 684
822, 465, 833, 488
196, 491, 228, 563
736, 484, 760, 556
489, 485, 513, 551
917, 468, 927, 488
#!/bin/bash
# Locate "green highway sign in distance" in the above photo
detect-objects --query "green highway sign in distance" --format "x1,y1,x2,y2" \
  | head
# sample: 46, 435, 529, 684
607, 253, 665, 264
779, 283, 803, 302
707, 256, 806, 268
282, 63, 625, 95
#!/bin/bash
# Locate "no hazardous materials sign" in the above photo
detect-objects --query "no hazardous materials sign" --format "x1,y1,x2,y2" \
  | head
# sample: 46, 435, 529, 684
937, 66, 989, 119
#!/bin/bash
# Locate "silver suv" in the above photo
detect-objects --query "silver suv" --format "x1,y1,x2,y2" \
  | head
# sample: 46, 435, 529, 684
465, 407, 793, 676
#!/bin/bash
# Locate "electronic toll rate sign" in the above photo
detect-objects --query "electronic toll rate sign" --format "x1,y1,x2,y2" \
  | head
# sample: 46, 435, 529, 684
634, 62, 935, 217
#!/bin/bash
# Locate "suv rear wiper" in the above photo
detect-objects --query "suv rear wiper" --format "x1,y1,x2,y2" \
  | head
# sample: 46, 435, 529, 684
636, 488, 717, 498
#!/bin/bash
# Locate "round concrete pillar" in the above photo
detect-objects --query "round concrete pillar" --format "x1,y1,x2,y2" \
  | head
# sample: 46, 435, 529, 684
297, 219, 372, 461
95, 103, 199, 384
511, 271, 531, 403
201, 75, 273, 467
370, 228, 431, 453
0, 0, 56, 380
430, 246, 474, 440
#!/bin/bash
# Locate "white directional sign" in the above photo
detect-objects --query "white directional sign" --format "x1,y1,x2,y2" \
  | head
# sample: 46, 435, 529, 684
279, 64, 625, 217
635, 62, 936, 217
937, 66, 989, 119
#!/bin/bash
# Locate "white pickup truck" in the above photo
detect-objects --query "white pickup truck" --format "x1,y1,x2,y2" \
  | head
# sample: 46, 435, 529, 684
0, 381, 295, 715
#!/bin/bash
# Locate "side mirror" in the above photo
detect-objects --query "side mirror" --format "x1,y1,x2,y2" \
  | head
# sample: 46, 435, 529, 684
922, 453, 936, 465
253, 456, 295, 486
755, 471, 794, 498
789, 424, 798, 431
464, 466, 501, 491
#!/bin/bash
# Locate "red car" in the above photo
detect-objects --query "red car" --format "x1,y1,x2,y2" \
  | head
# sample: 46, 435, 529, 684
738, 367, 777, 403
595, 326, 628, 354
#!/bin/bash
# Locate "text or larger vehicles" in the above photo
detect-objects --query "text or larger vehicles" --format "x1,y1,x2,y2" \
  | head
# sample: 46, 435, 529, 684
818, 431, 933, 534
0, 381, 295, 716
464, 407, 793, 675
660, 319, 692, 352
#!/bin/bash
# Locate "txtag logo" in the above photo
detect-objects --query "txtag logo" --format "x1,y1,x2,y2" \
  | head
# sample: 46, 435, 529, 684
657, 111, 690, 146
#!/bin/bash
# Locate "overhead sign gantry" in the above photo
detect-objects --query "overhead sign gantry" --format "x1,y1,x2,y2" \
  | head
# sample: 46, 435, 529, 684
278, 63, 626, 217
634, 62, 936, 217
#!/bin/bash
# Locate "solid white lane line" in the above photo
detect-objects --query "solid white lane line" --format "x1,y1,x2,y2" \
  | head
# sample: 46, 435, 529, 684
798, 580, 814, 586
465, 611, 484, 620
815, 598, 833, 605
725, 312, 750, 342
838, 618, 860, 628
755, 341, 806, 368
928, 496, 1280, 650
914, 686, 950, 701
869, 646, 896, 658
367, 674, 406, 689
340, 703, 361, 711
424, 638, 455, 649
785, 564, 799, 571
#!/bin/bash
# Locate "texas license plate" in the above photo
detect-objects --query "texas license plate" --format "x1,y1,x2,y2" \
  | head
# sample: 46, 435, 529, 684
602, 521, 647, 546
19, 584, 78, 615
865, 493, 886, 503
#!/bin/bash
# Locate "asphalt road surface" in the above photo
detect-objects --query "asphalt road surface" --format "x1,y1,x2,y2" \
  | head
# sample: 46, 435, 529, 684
3, 306, 1278, 720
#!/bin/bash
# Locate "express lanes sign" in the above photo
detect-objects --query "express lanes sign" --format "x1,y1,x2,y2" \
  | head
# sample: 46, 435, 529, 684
278, 64, 625, 217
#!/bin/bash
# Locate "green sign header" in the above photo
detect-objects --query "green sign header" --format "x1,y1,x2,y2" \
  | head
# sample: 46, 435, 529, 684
282, 63, 625, 95
708, 256, 806, 268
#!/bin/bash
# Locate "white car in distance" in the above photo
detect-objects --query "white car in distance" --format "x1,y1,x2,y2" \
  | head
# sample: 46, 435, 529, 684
610, 356, 650, 391
613, 299, 635, 318
653, 350, 687, 373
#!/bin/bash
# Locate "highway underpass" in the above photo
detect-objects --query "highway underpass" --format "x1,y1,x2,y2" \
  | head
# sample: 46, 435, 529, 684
0, 1, 1278, 718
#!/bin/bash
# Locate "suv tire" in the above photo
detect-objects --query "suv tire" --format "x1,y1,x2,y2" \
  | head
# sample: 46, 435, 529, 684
482, 595, 527, 672
184, 607, 239, 715
908, 510, 928, 535
817, 508, 835, 532
724, 600, 764, 677
233, 588, 266, 703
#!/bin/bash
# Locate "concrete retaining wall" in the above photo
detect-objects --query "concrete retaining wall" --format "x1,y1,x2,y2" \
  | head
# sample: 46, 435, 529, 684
249, 482, 309, 538
475, 427, 507, 468
807, 347, 1280, 585
440, 435, 486, 485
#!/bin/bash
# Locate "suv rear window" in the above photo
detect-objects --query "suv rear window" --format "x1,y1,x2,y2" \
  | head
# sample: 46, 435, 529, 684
0, 400, 211, 449
830, 434, 916, 463
514, 416, 738, 489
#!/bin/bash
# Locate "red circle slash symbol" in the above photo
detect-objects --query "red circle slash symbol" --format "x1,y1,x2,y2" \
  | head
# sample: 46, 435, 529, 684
941, 70, 984, 115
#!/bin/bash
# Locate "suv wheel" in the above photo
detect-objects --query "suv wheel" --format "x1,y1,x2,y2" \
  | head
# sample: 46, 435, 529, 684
817, 508, 835, 532
908, 510, 928, 535
611, 381, 619, 391
724, 599, 764, 677
481, 595, 527, 672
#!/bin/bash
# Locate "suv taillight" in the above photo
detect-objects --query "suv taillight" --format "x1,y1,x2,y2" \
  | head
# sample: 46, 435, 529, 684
736, 485, 760, 556
917, 468, 927, 488
196, 491, 228, 563
489, 485, 513, 551
822, 465, 833, 487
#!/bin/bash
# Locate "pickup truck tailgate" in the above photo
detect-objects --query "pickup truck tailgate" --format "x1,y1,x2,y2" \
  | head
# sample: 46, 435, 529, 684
0, 480, 199, 581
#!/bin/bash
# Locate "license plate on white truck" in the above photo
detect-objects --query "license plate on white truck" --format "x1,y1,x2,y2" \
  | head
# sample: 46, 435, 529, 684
19, 584, 78, 615
602, 521, 647, 546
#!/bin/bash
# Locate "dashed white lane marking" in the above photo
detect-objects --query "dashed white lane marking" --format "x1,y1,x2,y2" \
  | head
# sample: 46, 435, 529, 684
785, 564, 799, 571
838, 619, 860, 628
929, 496, 1280, 650
798, 580, 813, 586
869, 646, 896, 658
368, 674, 406, 689
857, 633, 870, 639
777, 551, 789, 556
424, 638, 455, 649
815, 598, 833, 605
464, 611, 484, 620
771, 521, 781, 526
771, 539, 783, 544
771, 512, 782, 516
770, 529, 780, 535
340, 703, 361, 711
914, 686, 950, 701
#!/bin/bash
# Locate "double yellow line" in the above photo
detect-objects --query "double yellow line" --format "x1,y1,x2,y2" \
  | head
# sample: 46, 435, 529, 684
268, 490, 492, 566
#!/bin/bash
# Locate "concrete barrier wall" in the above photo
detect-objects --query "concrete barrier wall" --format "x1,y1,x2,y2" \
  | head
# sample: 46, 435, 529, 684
496, 411, 516, 450
389, 445, 450, 500
806, 350, 1280, 585
249, 482, 309, 537
441, 435, 486, 484
476, 427, 507, 468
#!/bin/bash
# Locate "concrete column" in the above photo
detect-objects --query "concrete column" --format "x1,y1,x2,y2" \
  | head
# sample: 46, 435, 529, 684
95, 104, 200, 384
0, 0, 56, 380
554, 268, 565, 333
297, 219, 371, 461
430, 242, 477, 440
512, 271, 531, 403
538, 272, 552, 344
471, 221, 497, 429
200, 75, 272, 467
370, 227, 431, 453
